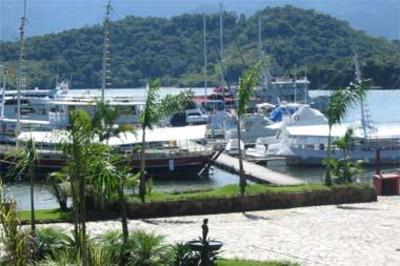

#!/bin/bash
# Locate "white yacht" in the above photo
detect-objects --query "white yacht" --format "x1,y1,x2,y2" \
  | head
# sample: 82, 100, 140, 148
266, 122, 400, 165
244, 104, 327, 160
225, 103, 326, 145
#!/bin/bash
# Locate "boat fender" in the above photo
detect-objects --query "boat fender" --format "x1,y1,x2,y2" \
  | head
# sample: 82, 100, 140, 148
294, 115, 300, 121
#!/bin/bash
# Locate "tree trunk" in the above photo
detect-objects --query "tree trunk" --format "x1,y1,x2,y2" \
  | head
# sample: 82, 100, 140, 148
119, 176, 129, 243
237, 117, 247, 196
119, 175, 129, 265
79, 174, 88, 266
70, 179, 80, 251
324, 126, 332, 186
139, 126, 147, 202
29, 166, 35, 233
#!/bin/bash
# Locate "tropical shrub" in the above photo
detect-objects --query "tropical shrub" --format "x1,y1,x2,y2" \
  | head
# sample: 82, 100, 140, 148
32, 227, 74, 260
0, 179, 32, 266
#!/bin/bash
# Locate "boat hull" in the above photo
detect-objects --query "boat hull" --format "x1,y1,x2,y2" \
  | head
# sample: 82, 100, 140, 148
285, 146, 400, 166
0, 155, 211, 178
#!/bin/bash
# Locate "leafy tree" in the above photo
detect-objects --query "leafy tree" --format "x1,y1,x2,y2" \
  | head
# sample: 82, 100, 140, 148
47, 171, 69, 212
0, 179, 31, 266
60, 109, 94, 266
236, 60, 266, 195
7, 138, 39, 233
324, 80, 367, 185
138, 79, 189, 202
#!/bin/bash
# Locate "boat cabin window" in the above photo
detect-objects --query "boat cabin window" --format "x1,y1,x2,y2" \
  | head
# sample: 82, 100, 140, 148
5, 99, 30, 105
19, 107, 35, 115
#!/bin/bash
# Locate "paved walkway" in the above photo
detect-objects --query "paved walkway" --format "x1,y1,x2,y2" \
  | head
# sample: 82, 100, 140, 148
23, 196, 400, 265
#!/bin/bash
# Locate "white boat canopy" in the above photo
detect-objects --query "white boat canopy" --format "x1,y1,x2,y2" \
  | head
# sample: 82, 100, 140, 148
17, 125, 207, 145
286, 122, 400, 139
0, 118, 51, 125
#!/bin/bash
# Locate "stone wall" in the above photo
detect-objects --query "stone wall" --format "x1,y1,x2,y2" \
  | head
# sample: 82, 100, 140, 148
126, 185, 377, 219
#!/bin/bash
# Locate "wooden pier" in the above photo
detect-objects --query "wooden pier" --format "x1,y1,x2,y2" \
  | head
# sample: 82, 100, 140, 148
213, 153, 305, 185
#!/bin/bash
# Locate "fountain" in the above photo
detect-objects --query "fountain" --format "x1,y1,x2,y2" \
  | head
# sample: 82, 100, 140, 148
186, 218, 223, 266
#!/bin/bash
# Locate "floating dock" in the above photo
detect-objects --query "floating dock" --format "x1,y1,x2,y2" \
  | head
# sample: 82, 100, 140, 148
213, 153, 305, 185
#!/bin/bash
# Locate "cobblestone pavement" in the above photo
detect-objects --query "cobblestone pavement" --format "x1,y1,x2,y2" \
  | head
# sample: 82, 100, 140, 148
26, 196, 400, 265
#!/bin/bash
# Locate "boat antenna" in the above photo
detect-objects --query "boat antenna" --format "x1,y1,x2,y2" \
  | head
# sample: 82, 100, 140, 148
294, 66, 297, 103
16, 0, 27, 146
353, 51, 368, 139
1, 65, 6, 119
203, 13, 207, 103
258, 16, 263, 59
304, 66, 308, 104
219, 0, 225, 110
101, 0, 112, 103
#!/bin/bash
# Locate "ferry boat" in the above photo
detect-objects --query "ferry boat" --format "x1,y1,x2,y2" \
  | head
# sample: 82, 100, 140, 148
0, 82, 212, 127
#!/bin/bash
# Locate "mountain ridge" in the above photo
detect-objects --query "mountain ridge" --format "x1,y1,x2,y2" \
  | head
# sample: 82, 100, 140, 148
0, 5, 399, 90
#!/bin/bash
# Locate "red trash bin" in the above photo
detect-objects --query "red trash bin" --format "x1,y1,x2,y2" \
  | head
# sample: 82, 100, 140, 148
373, 174, 400, 195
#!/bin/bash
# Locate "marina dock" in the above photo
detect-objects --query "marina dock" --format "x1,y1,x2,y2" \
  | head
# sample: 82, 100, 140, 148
213, 152, 305, 185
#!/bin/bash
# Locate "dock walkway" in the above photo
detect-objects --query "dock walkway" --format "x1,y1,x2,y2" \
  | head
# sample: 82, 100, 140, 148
214, 153, 304, 185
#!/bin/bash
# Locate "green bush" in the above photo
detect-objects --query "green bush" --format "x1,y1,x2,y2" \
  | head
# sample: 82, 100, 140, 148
33, 227, 74, 260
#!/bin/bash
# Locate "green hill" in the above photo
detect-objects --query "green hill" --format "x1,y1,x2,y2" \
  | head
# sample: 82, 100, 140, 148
1, 5, 399, 90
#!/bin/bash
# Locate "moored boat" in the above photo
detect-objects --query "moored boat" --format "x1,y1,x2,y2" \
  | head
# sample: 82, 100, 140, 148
1, 125, 214, 177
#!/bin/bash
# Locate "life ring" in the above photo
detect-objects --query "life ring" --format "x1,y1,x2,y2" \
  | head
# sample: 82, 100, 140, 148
294, 115, 300, 121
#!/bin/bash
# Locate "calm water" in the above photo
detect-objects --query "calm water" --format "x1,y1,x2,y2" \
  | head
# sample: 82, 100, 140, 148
3, 90, 400, 210
3, 167, 239, 210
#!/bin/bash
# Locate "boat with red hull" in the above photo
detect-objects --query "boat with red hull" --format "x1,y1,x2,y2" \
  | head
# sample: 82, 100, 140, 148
0, 125, 215, 178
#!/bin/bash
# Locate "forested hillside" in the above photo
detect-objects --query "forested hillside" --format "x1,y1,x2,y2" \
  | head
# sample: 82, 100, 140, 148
0, 5, 399, 90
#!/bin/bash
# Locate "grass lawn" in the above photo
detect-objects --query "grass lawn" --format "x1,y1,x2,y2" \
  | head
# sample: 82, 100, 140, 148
18, 208, 70, 222
128, 183, 367, 203
17, 183, 369, 222
216, 259, 298, 266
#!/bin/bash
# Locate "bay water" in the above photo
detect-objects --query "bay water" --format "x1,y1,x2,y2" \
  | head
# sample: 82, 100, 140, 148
3, 89, 400, 210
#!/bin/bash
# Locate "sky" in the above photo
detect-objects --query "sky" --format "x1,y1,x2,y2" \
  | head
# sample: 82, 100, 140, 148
1, 0, 399, 41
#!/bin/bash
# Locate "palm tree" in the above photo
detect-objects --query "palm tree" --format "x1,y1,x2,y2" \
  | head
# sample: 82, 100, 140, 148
91, 102, 136, 250
8, 138, 39, 233
334, 128, 354, 160
60, 109, 93, 266
86, 144, 137, 247
92, 101, 133, 143
47, 171, 68, 212
236, 60, 266, 195
138, 79, 189, 202
324, 80, 367, 186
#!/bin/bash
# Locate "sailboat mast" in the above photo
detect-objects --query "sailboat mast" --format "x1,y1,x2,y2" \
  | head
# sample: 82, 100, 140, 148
219, 0, 225, 109
1, 66, 6, 119
258, 16, 262, 58
203, 13, 207, 101
304, 66, 308, 104
219, 1, 223, 85
16, 0, 27, 142
294, 66, 297, 103
101, 0, 111, 103
353, 52, 368, 139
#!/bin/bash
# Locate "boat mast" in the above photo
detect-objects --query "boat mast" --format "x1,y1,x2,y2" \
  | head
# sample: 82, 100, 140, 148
304, 66, 308, 104
353, 52, 368, 139
16, 0, 27, 144
1, 65, 6, 119
294, 66, 297, 103
258, 16, 262, 59
101, 0, 111, 103
203, 13, 207, 101
219, 0, 225, 109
